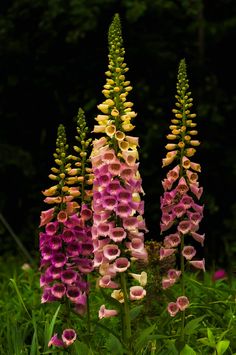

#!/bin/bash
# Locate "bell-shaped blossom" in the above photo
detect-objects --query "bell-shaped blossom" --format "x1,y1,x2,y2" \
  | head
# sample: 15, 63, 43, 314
61, 329, 77, 347
129, 286, 146, 300
111, 289, 124, 303
48, 329, 77, 348
129, 271, 147, 286
162, 278, 176, 290
159, 247, 176, 260
99, 305, 118, 319
167, 302, 179, 317
189, 259, 205, 272
176, 296, 190, 311
99, 275, 120, 289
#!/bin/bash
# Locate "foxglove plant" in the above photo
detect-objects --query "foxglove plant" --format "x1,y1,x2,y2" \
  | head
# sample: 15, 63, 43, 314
90, 13, 148, 350
39, 109, 93, 348
160, 59, 205, 335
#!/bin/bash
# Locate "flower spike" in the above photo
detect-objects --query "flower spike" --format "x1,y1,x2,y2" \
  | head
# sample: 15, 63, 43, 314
90, 15, 148, 345
39, 110, 94, 327
160, 59, 205, 320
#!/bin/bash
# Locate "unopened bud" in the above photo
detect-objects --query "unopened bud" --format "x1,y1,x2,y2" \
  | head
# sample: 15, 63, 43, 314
125, 86, 133, 92
166, 134, 177, 140
175, 113, 182, 119
165, 144, 177, 150
55, 159, 63, 166
189, 130, 198, 135
48, 174, 59, 181
113, 87, 120, 92
190, 140, 200, 146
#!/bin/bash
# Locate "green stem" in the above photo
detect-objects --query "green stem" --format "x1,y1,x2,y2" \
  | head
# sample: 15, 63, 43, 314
86, 276, 91, 336
180, 233, 185, 341
180, 100, 187, 342
120, 273, 132, 353
80, 152, 86, 203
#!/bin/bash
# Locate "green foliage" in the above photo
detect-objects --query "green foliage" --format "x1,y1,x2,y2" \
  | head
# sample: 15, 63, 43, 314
1, 255, 236, 354
0, 0, 236, 266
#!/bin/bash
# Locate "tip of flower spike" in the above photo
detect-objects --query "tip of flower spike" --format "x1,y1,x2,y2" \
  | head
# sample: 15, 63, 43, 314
179, 58, 186, 70
108, 13, 123, 47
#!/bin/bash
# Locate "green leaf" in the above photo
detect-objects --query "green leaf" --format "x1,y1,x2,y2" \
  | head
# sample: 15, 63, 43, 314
106, 333, 124, 355
130, 305, 144, 320
164, 339, 179, 355
30, 312, 40, 355
216, 340, 230, 355
30, 331, 37, 355
9, 278, 31, 318
95, 322, 124, 347
184, 316, 205, 335
198, 337, 211, 346
72, 341, 93, 355
207, 328, 216, 347
134, 324, 156, 351
180, 344, 196, 355
43, 304, 61, 349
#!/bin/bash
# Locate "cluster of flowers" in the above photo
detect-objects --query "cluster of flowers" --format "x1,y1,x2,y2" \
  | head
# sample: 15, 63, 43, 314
39, 112, 94, 348
160, 59, 205, 317
91, 14, 148, 317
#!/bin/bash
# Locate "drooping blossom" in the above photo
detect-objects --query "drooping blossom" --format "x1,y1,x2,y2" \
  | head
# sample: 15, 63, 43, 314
99, 305, 118, 319
160, 59, 205, 316
39, 110, 94, 324
90, 14, 148, 319
48, 329, 77, 348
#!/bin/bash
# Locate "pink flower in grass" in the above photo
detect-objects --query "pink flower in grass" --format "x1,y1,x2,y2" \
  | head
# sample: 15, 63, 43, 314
48, 334, 64, 348
167, 302, 179, 317
176, 296, 190, 311
48, 329, 77, 348
212, 268, 227, 281
62, 329, 77, 347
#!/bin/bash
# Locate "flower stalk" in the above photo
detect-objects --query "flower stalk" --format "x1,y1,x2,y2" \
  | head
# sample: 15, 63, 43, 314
39, 109, 93, 349
91, 13, 148, 352
160, 59, 205, 338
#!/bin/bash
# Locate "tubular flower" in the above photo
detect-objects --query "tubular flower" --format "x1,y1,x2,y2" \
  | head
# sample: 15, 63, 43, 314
48, 329, 77, 348
90, 14, 148, 314
160, 59, 205, 315
39, 109, 93, 317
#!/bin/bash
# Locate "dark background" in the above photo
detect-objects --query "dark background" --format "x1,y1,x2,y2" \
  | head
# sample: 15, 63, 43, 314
0, 0, 236, 271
